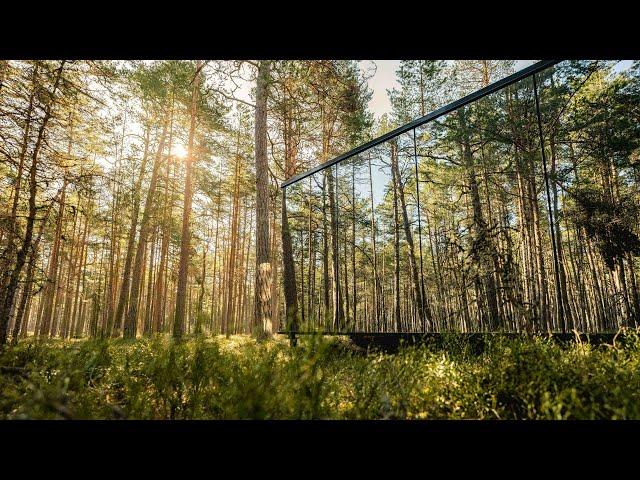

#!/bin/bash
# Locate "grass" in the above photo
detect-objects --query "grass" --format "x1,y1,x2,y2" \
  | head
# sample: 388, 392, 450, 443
1, 330, 640, 419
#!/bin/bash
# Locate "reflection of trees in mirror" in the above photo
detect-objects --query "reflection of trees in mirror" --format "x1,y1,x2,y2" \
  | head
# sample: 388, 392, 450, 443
285, 60, 640, 334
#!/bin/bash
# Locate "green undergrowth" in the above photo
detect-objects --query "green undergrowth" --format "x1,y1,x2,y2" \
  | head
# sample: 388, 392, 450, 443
1, 330, 639, 419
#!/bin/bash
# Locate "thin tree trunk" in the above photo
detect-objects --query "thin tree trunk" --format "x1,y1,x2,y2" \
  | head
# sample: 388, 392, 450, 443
281, 113, 299, 334
391, 147, 401, 332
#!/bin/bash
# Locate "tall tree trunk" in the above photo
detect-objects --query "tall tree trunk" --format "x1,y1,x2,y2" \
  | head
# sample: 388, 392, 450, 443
351, 161, 357, 330
391, 148, 401, 332
173, 60, 201, 339
153, 146, 174, 334
222, 146, 241, 337
209, 174, 222, 333
143, 228, 158, 335
71, 209, 89, 337
60, 198, 80, 338
254, 60, 273, 338
322, 174, 330, 325
307, 177, 316, 325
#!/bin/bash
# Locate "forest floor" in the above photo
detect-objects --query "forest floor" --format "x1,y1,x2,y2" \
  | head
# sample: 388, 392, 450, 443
1, 331, 640, 420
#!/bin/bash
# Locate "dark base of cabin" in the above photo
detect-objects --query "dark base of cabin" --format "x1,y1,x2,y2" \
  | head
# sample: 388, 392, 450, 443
349, 332, 621, 353
279, 331, 622, 353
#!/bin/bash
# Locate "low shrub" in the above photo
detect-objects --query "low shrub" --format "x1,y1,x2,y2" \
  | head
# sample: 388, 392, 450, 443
1, 330, 639, 419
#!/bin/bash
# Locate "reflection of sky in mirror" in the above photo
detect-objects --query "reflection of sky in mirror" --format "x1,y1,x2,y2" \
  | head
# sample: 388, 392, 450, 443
344, 61, 545, 209
614, 60, 633, 73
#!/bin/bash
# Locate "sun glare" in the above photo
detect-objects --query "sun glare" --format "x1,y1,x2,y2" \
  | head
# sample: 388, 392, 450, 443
172, 143, 188, 159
